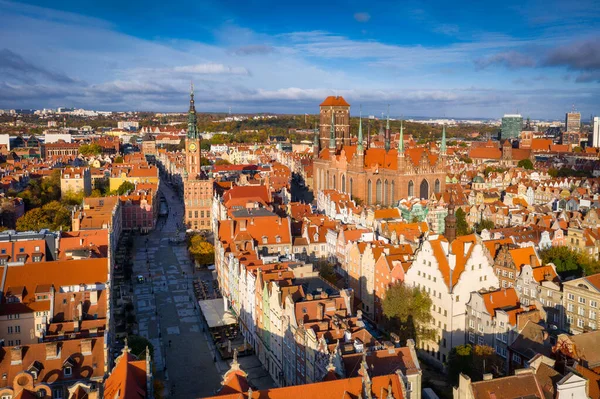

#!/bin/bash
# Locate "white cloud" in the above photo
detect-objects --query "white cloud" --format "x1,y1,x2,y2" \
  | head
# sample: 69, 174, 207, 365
354, 12, 371, 23
173, 63, 250, 75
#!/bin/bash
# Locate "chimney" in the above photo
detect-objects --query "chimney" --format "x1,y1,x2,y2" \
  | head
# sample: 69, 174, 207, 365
357, 309, 363, 320
483, 373, 493, 381
90, 290, 98, 305
10, 346, 22, 365
45, 342, 58, 360
530, 254, 537, 267
318, 303, 325, 320
81, 338, 93, 356
240, 220, 247, 231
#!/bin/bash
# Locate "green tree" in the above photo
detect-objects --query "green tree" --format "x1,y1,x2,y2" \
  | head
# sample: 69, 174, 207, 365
79, 143, 102, 156
127, 335, 154, 360
188, 234, 215, 266
116, 181, 136, 195
540, 246, 600, 277
16, 201, 70, 231
61, 190, 84, 206
455, 207, 470, 236
214, 159, 231, 166
448, 344, 473, 385
200, 157, 210, 166
475, 218, 495, 234
43, 201, 71, 230
517, 159, 534, 170
16, 208, 49, 231
382, 283, 434, 345
315, 261, 337, 285
114, 156, 124, 164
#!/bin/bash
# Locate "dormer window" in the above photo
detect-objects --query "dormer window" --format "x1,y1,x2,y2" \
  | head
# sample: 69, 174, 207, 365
64, 174, 70, 179
276, 236, 281, 243
64, 367, 72, 377
262, 236, 268, 244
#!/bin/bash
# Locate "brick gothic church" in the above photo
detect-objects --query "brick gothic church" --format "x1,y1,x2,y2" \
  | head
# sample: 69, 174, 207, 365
313, 96, 446, 205
183, 85, 214, 230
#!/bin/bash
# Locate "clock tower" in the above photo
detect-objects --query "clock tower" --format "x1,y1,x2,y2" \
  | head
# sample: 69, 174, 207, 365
185, 83, 202, 179
183, 83, 214, 231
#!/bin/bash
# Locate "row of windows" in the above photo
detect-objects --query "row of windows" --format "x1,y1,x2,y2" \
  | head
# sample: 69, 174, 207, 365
567, 293, 598, 308
7, 326, 21, 334
566, 315, 597, 330
188, 210, 211, 219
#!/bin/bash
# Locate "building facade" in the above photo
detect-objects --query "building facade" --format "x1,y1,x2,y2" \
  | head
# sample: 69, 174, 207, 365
60, 167, 92, 197
565, 111, 581, 132
313, 96, 446, 206
501, 114, 523, 140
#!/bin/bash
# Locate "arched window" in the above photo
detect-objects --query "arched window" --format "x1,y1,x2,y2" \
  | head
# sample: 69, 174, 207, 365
341, 175, 346, 193
368, 180, 372, 204
349, 178, 353, 196
391, 180, 395, 205
420, 179, 429, 199
376, 179, 382, 204
326, 171, 330, 189
384, 180, 389, 206
333, 174, 336, 190
408, 180, 414, 197
435, 179, 441, 194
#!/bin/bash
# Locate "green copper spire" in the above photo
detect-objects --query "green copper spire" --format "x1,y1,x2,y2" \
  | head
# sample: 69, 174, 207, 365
399, 119, 404, 154
329, 109, 335, 150
441, 124, 447, 154
386, 104, 390, 131
187, 82, 198, 139
384, 105, 390, 152
313, 123, 319, 153
357, 105, 364, 153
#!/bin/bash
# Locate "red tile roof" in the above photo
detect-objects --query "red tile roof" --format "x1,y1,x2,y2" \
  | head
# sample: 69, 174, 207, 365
320, 96, 350, 107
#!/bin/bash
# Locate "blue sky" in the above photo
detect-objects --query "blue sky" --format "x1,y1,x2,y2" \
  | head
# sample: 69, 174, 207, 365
0, 0, 599, 118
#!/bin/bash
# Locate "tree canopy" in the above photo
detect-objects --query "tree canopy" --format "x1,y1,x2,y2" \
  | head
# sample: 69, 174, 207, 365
315, 260, 337, 285
16, 201, 71, 231
214, 159, 231, 166
475, 219, 495, 234
455, 207, 470, 236
382, 283, 434, 345
517, 159, 534, 170
79, 143, 102, 156
116, 181, 136, 195
540, 246, 600, 278
17, 169, 61, 210
188, 234, 215, 267
127, 335, 154, 360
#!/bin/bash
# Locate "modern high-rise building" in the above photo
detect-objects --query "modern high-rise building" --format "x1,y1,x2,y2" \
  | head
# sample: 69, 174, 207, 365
501, 114, 523, 139
183, 84, 214, 231
566, 111, 581, 132
592, 116, 600, 148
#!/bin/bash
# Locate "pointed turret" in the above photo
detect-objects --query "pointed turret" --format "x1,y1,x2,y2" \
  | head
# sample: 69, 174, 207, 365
399, 119, 404, 155
357, 105, 364, 155
187, 82, 198, 139
441, 124, 447, 155
445, 193, 457, 243
384, 105, 390, 152
359, 351, 373, 399
329, 108, 336, 152
313, 124, 320, 159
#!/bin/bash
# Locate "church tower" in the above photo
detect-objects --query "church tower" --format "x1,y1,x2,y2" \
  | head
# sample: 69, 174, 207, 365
444, 195, 457, 243
185, 83, 202, 179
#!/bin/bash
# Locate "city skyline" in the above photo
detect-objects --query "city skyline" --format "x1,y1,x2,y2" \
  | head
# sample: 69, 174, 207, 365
0, 0, 599, 118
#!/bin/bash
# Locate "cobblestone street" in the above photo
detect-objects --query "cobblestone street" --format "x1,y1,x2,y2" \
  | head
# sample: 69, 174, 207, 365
131, 181, 221, 398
